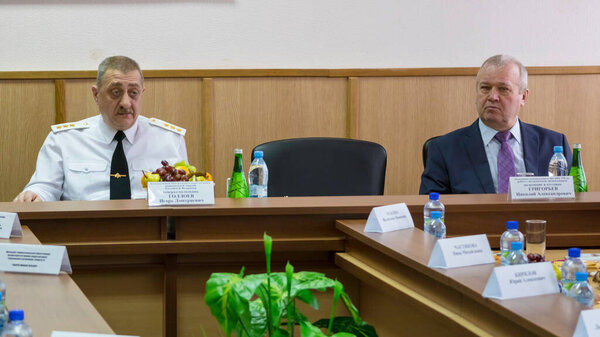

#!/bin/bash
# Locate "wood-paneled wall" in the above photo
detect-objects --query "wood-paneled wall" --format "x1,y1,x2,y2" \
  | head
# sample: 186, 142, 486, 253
1, 67, 599, 201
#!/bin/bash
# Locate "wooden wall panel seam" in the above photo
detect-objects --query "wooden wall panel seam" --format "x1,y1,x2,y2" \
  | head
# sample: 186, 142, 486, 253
54, 79, 66, 123
201, 78, 216, 176
347, 77, 359, 139
2, 66, 600, 79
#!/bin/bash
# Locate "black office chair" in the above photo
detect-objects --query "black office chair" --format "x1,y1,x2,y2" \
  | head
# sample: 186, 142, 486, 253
422, 136, 440, 169
252, 137, 387, 197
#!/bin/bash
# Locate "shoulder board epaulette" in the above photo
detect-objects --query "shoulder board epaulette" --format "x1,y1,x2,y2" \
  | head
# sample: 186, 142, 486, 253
51, 121, 91, 133
149, 118, 186, 136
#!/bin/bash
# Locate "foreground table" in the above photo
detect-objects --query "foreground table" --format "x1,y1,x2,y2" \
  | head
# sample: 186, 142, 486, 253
1, 193, 600, 336
0, 227, 113, 336
336, 219, 588, 337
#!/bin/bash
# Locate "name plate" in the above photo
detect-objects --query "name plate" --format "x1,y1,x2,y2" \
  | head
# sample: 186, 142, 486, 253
0, 212, 23, 239
573, 309, 600, 337
147, 181, 215, 206
482, 262, 559, 300
52, 332, 138, 337
364, 203, 414, 233
427, 234, 494, 269
509, 176, 575, 200
0, 243, 71, 275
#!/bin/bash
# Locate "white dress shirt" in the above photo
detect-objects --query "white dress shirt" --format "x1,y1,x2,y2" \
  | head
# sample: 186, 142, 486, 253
478, 119, 526, 193
23, 115, 188, 201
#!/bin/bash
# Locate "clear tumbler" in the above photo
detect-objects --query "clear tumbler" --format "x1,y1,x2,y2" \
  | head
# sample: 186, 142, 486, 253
526, 219, 546, 262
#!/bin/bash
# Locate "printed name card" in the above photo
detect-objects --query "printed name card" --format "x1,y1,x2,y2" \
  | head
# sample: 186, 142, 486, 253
0, 243, 71, 275
0, 212, 23, 239
51, 332, 138, 337
147, 181, 215, 206
482, 262, 559, 300
573, 309, 600, 337
427, 234, 494, 268
509, 176, 575, 200
364, 203, 414, 233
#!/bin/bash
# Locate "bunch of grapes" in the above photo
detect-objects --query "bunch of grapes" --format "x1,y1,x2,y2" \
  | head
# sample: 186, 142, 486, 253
153, 160, 189, 182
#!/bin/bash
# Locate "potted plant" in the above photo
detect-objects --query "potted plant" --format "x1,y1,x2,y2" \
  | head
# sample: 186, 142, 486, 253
204, 233, 378, 337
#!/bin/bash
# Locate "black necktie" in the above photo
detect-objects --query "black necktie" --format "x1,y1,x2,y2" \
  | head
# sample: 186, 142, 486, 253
110, 131, 131, 199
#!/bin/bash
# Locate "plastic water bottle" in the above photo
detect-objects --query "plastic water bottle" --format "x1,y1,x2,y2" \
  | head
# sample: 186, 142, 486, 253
0, 294, 7, 331
248, 151, 269, 198
1, 310, 32, 337
423, 192, 445, 227
548, 146, 568, 176
567, 272, 594, 308
561, 247, 587, 294
500, 221, 524, 266
0, 279, 5, 306
506, 241, 528, 265
424, 211, 446, 239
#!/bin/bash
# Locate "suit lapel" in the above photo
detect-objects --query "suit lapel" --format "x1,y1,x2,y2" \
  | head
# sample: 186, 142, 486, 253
463, 120, 496, 193
520, 120, 540, 175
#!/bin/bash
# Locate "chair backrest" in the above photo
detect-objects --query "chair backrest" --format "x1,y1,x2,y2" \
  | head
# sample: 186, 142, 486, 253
252, 137, 387, 197
422, 136, 440, 169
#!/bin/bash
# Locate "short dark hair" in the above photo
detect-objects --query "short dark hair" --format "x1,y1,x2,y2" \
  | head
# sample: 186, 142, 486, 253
96, 56, 144, 88
476, 54, 528, 94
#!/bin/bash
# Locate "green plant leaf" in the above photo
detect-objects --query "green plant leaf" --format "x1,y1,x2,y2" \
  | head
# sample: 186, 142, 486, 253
300, 321, 328, 337
295, 289, 319, 309
340, 291, 361, 325
285, 262, 294, 336
255, 273, 288, 334
264, 233, 272, 274
204, 272, 253, 336
290, 272, 336, 296
313, 317, 377, 337
327, 281, 344, 334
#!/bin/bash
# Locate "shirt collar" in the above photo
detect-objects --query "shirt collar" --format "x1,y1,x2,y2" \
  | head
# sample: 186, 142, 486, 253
478, 118, 522, 145
98, 115, 139, 145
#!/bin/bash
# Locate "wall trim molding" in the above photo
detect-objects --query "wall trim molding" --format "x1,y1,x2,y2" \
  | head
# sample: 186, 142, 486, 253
2, 66, 600, 80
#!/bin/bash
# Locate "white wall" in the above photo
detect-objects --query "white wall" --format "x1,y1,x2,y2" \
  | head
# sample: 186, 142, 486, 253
1, 0, 599, 71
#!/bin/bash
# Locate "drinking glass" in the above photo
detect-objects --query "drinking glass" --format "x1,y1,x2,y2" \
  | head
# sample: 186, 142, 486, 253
526, 219, 546, 262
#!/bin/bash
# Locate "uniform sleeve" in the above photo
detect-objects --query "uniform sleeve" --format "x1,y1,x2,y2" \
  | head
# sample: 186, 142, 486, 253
22, 132, 64, 201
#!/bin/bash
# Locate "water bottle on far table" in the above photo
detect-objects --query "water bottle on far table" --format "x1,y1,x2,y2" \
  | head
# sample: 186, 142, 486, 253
1, 310, 32, 337
0, 294, 7, 331
424, 211, 446, 239
500, 221, 524, 266
227, 148, 249, 198
561, 247, 587, 294
548, 146, 568, 176
248, 151, 269, 198
423, 192, 445, 227
569, 144, 587, 192
567, 272, 594, 308
0, 279, 5, 306
506, 241, 528, 265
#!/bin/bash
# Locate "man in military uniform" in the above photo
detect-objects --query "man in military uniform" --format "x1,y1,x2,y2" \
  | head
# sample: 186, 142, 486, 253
14, 56, 188, 202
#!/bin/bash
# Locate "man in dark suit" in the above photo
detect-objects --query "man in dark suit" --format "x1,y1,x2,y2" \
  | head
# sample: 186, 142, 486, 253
420, 55, 571, 194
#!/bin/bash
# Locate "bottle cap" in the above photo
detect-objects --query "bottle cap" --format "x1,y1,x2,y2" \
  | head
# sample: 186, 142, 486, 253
568, 247, 581, 258
506, 220, 518, 230
234, 148, 243, 154
428, 192, 439, 200
574, 144, 581, 149
430, 211, 441, 219
553, 146, 563, 153
8, 310, 23, 321
575, 272, 588, 281
254, 151, 263, 158
510, 241, 523, 250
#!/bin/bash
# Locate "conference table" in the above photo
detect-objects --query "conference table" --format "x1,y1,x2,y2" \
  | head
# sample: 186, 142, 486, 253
2, 193, 600, 336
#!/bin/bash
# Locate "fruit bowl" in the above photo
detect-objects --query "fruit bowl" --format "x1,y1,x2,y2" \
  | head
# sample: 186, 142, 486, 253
142, 160, 212, 188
